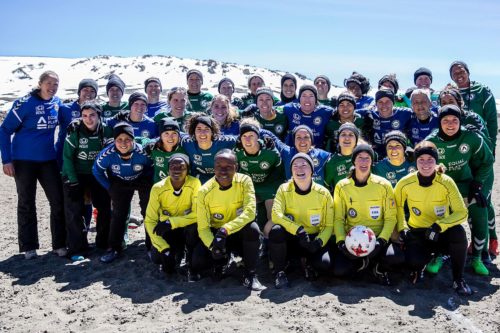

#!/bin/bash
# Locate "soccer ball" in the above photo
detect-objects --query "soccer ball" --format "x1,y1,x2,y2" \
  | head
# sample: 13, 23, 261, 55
345, 225, 376, 257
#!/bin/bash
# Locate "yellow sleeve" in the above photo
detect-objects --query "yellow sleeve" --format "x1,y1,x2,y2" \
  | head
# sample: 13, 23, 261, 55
144, 185, 170, 252
271, 185, 301, 235
316, 191, 334, 245
223, 176, 256, 235
394, 179, 408, 232
437, 177, 468, 232
169, 178, 201, 229
333, 182, 347, 243
378, 182, 397, 241
197, 186, 214, 248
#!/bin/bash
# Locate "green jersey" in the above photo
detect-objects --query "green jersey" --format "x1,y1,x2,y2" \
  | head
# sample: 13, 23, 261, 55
187, 91, 213, 113
318, 97, 337, 109
153, 111, 191, 131
241, 93, 280, 109
150, 144, 186, 183
462, 110, 493, 151
255, 110, 288, 140
324, 113, 370, 153
62, 124, 113, 183
101, 101, 128, 120
373, 159, 416, 187
324, 152, 352, 192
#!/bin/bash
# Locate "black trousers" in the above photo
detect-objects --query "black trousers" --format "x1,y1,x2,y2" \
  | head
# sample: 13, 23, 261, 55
108, 176, 151, 252
268, 224, 332, 273
63, 174, 111, 254
13, 160, 66, 252
405, 225, 467, 280
191, 222, 260, 274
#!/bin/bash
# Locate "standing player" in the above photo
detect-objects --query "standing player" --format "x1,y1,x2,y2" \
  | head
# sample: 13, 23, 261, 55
185, 69, 213, 113
144, 77, 169, 118
209, 94, 240, 135
314, 75, 337, 108
276, 74, 298, 106
102, 74, 127, 120
408, 89, 439, 145
344, 72, 373, 110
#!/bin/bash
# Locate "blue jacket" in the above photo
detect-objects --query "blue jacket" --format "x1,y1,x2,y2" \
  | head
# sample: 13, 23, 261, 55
147, 100, 169, 118
369, 107, 413, 158
408, 111, 439, 146
106, 112, 159, 139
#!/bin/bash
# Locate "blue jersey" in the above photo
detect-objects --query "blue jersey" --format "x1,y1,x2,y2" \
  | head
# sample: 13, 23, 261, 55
372, 158, 416, 187
106, 112, 159, 139
356, 95, 374, 110
369, 107, 412, 158
275, 98, 299, 107
147, 100, 169, 118
55, 101, 81, 163
283, 102, 333, 149
408, 112, 439, 146
92, 143, 153, 190
220, 121, 240, 136
180, 135, 237, 184
0, 91, 61, 163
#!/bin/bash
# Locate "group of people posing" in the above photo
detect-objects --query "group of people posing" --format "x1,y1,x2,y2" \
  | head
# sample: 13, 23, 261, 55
0, 60, 497, 296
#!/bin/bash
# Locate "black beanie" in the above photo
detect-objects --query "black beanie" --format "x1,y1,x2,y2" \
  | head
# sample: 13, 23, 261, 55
337, 92, 357, 109
375, 88, 395, 103
106, 74, 125, 95
290, 152, 314, 171
113, 121, 134, 139
186, 69, 203, 82
438, 89, 462, 107
292, 125, 313, 140
378, 75, 399, 93
314, 75, 331, 92
194, 115, 213, 130
169, 153, 190, 167
351, 144, 374, 164
384, 130, 407, 150
414, 145, 438, 162
413, 67, 433, 84
439, 104, 462, 121
78, 78, 98, 96
344, 72, 370, 95
80, 101, 102, 115
298, 85, 318, 103
128, 92, 148, 107
256, 87, 274, 99
217, 78, 234, 93
159, 118, 180, 134
338, 122, 360, 143
144, 77, 162, 92
449, 61, 470, 78
281, 73, 297, 88
239, 123, 260, 136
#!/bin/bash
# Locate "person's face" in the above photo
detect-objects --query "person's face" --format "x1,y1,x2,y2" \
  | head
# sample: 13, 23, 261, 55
169, 92, 187, 114
214, 154, 237, 186
411, 94, 431, 120
114, 133, 133, 154
338, 100, 355, 120
299, 91, 316, 113
376, 97, 394, 118
81, 108, 99, 131
282, 79, 296, 99
130, 100, 147, 119
380, 81, 396, 93
168, 158, 188, 182
347, 82, 362, 98
439, 94, 459, 107
241, 131, 259, 152
451, 65, 470, 88
107, 86, 123, 103
338, 130, 357, 150
160, 130, 179, 151
79, 87, 96, 103
194, 123, 213, 144
257, 94, 273, 116
416, 154, 436, 177
249, 77, 264, 94
314, 78, 329, 96
187, 74, 202, 93
294, 129, 312, 153
354, 151, 372, 173
415, 75, 431, 89
291, 157, 312, 183
386, 140, 405, 162
39, 75, 59, 99
211, 98, 229, 124
440, 115, 460, 137
146, 82, 161, 99
219, 81, 234, 99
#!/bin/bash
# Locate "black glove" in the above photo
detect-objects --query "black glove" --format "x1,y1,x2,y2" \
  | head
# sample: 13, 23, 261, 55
425, 223, 441, 242
468, 180, 487, 208
338, 240, 358, 260
235, 137, 244, 151
296, 226, 311, 250
398, 230, 408, 244
67, 182, 81, 201
115, 110, 129, 121
241, 104, 258, 118
211, 228, 227, 260
262, 136, 275, 150
307, 238, 323, 253
67, 119, 82, 134
153, 220, 172, 238
405, 147, 415, 163
368, 238, 387, 259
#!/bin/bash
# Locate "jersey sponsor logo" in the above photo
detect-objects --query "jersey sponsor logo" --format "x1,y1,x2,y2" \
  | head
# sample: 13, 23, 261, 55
337, 164, 346, 173
155, 156, 164, 164
369, 206, 381, 219
54, 104, 59, 112
313, 116, 322, 126
193, 154, 202, 161
133, 164, 143, 172
36, 105, 45, 115
309, 214, 320, 226
275, 124, 284, 134
201, 100, 208, 108
348, 208, 357, 218
373, 119, 380, 127
312, 157, 319, 167
412, 128, 419, 135
104, 110, 113, 117
362, 103, 369, 109
434, 206, 446, 217
79, 138, 88, 145
468, 93, 475, 101
37, 116, 47, 129
391, 120, 400, 129
259, 161, 270, 170
437, 148, 445, 158
386, 171, 396, 180
293, 113, 301, 121
240, 161, 248, 170
77, 151, 88, 160
213, 213, 224, 220
412, 207, 421, 216
141, 130, 150, 138
71, 110, 80, 118
162, 210, 171, 216
111, 164, 120, 172
459, 143, 470, 154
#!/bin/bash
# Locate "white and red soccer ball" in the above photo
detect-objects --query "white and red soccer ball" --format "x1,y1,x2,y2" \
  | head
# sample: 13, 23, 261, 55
345, 225, 376, 257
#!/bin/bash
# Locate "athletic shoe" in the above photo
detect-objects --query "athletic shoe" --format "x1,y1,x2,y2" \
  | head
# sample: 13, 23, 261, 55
71, 255, 85, 262
471, 257, 489, 276
372, 263, 391, 286
100, 250, 119, 263
53, 248, 68, 257
489, 239, 499, 257
426, 256, 444, 274
275, 271, 290, 289
24, 250, 37, 260
243, 273, 266, 291
453, 279, 473, 296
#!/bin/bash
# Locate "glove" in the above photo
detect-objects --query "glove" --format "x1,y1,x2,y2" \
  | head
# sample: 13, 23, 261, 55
398, 230, 408, 244
338, 240, 359, 260
153, 220, 172, 238
425, 223, 441, 242
235, 137, 244, 151
241, 104, 258, 118
307, 238, 323, 253
67, 182, 81, 201
405, 147, 415, 163
262, 136, 275, 150
211, 228, 227, 260
468, 180, 487, 208
115, 110, 129, 121
296, 226, 311, 250
67, 119, 82, 134
368, 238, 387, 259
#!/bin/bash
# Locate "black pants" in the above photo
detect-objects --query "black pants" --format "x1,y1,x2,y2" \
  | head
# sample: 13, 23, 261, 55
108, 177, 151, 252
63, 174, 111, 254
268, 224, 332, 273
405, 225, 467, 280
191, 222, 260, 274
13, 160, 66, 252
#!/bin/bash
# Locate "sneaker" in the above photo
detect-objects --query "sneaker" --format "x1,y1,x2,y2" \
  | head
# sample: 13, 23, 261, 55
53, 248, 68, 257
243, 273, 266, 291
275, 271, 290, 289
471, 257, 489, 276
453, 279, 473, 296
70, 255, 85, 262
100, 250, 119, 263
489, 239, 499, 257
24, 250, 38, 260
372, 263, 391, 286
426, 256, 444, 274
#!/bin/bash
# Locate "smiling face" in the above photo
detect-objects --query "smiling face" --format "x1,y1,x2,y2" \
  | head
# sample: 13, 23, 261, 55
146, 82, 161, 101
249, 77, 264, 94
314, 78, 329, 98
210, 97, 230, 125
160, 130, 179, 152
107, 86, 123, 104
338, 129, 357, 151
294, 129, 312, 153
81, 107, 99, 131
194, 123, 213, 145
440, 115, 460, 137
299, 90, 316, 114
219, 81, 234, 99
354, 151, 372, 174
114, 133, 133, 155
168, 158, 188, 182
386, 140, 405, 165
282, 79, 296, 99
338, 100, 355, 121
214, 153, 237, 187
169, 92, 187, 116
257, 93, 274, 119
376, 97, 394, 118
78, 86, 97, 103
416, 154, 436, 177
187, 73, 202, 94
451, 65, 470, 88
39, 74, 59, 100
130, 100, 147, 121
291, 157, 312, 184
241, 131, 259, 154
415, 75, 432, 89
439, 93, 459, 107
411, 94, 431, 120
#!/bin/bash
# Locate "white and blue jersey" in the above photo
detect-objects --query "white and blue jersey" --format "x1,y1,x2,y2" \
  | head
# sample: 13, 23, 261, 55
356, 95, 374, 110
92, 143, 153, 190
0, 91, 61, 163
369, 107, 412, 158
106, 113, 159, 139
408, 112, 439, 146
147, 100, 169, 118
